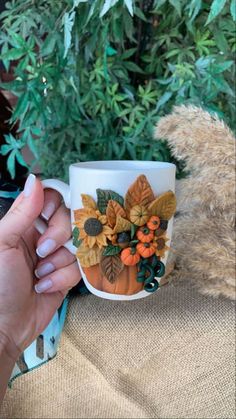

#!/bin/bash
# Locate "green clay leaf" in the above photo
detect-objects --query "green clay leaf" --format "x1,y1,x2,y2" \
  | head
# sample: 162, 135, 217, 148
72, 227, 82, 248
73, 226, 79, 239
131, 223, 138, 239
103, 245, 121, 256
130, 239, 139, 246
96, 189, 124, 214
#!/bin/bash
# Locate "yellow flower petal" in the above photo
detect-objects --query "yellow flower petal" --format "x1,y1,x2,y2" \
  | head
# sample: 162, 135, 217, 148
155, 245, 170, 259
99, 215, 107, 224
87, 235, 96, 249
153, 233, 170, 259
74, 219, 85, 229
79, 229, 86, 239
74, 208, 97, 225
74, 208, 94, 220
96, 233, 108, 248
103, 225, 114, 235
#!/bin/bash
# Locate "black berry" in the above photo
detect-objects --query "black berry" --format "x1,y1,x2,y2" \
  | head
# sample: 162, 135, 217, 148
117, 232, 131, 243
159, 220, 168, 230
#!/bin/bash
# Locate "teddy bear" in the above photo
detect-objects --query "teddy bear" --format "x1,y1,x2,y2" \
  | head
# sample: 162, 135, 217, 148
155, 105, 235, 300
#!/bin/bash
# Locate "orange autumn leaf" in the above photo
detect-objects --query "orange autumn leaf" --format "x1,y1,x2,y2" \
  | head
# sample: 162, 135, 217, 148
113, 216, 132, 233
148, 191, 176, 220
100, 254, 124, 283
124, 175, 154, 216
106, 200, 127, 227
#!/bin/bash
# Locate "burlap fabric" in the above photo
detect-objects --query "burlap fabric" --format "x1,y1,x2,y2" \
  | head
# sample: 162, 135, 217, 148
1, 281, 235, 418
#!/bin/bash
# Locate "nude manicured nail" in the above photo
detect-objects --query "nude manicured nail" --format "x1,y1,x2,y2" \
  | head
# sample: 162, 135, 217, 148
24, 174, 36, 197
35, 262, 55, 279
35, 278, 53, 293
41, 202, 56, 221
36, 239, 56, 258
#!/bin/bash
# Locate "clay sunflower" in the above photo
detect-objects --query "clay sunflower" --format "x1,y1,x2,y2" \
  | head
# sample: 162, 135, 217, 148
154, 233, 170, 259
74, 208, 113, 249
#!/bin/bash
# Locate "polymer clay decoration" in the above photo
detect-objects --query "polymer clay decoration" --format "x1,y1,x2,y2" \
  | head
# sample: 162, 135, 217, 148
73, 175, 176, 295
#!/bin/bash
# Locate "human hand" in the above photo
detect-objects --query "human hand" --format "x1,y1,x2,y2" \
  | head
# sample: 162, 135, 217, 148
0, 174, 81, 358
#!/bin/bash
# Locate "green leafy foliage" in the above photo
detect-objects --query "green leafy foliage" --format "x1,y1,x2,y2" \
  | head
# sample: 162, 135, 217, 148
96, 188, 124, 214
230, 0, 236, 20
102, 245, 121, 256
130, 223, 138, 239
0, 0, 235, 180
72, 226, 82, 247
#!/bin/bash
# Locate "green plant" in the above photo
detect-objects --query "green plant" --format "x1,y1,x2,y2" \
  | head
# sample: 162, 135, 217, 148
0, 0, 235, 180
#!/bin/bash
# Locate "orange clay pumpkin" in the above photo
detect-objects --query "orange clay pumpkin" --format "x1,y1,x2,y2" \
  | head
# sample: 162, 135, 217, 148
137, 242, 156, 258
83, 264, 143, 295
137, 226, 154, 243
147, 215, 161, 230
129, 205, 149, 226
121, 247, 141, 266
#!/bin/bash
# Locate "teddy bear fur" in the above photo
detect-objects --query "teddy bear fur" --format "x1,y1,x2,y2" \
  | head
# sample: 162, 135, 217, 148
155, 105, 235, 300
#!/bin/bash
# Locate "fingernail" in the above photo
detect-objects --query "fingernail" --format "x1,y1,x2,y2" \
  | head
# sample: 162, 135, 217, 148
35, 278, 53, 293
24, 174, 36, 197
41, 202, 56, 221
36, 239, 56, 258
35, 262, 55, 279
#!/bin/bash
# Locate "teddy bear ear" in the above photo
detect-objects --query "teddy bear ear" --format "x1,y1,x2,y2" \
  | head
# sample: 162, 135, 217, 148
148, 191, 176, 220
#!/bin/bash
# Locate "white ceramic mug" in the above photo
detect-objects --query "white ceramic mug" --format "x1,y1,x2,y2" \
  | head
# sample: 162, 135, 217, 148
39, 160, 176, 301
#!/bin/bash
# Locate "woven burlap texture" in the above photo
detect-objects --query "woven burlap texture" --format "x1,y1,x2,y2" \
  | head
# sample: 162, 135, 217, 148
1, 281, 235, 419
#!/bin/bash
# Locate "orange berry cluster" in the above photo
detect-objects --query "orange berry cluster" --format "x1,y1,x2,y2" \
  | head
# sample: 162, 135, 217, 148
120, 216, 161, 266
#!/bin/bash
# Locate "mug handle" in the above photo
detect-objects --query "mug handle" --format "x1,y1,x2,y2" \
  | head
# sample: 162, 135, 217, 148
34, 179, 76, 255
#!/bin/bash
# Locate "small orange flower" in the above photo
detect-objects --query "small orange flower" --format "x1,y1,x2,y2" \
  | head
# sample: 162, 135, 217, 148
153, 233, 170, 259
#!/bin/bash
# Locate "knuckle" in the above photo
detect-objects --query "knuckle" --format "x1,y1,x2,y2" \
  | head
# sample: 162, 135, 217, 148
50, 206, 71, 240
64, 262, 80, 283
44, 189, 62, 205
12, 205, 31, 224
58, 225, 71, 242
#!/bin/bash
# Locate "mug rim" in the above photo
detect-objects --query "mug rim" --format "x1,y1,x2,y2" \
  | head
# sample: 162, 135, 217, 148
70, 160, 176, 171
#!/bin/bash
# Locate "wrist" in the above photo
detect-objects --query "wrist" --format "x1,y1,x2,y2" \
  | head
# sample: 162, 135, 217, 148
0, 330, 20, 363
0, 331, 19, 404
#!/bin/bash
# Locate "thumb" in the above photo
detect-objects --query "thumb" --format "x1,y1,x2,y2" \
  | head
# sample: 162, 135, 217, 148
0, 174, 44, 248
